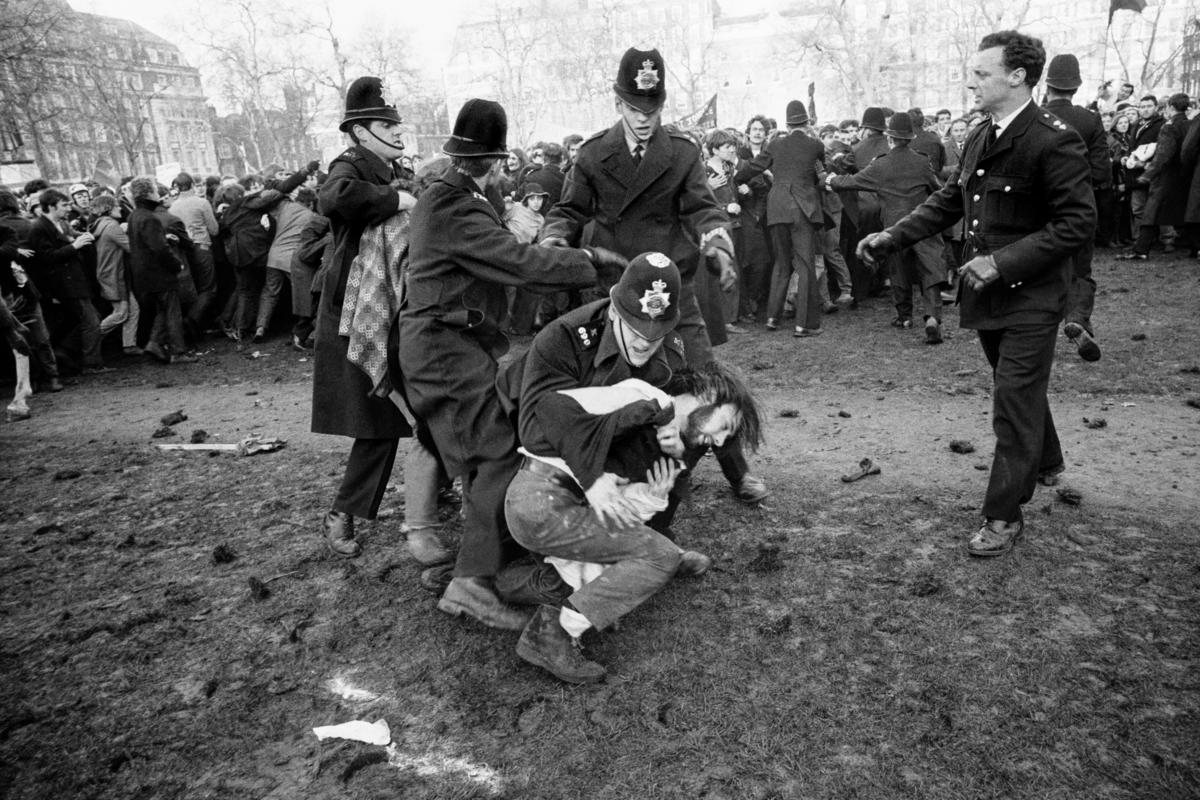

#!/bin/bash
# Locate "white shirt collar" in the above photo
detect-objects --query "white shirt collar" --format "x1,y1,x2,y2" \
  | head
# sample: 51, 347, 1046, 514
992, 98, 1033, 138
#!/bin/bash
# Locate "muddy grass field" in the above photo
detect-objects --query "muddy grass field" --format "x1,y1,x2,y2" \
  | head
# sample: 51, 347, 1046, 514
2, 252, 1198, 799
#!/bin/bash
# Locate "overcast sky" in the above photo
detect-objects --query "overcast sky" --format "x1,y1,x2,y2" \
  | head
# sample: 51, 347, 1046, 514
70, 0, 469, 69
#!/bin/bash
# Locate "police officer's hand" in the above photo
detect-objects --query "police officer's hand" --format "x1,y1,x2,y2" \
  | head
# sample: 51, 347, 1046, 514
656, 422, 686, 458
538, 236, 569, 248
855, 231, 895, 266
585, 472, 641, 528
958, 254, 1000, 291
586, 246, 628, 291
712, 249, 737, 292
71, 232, 94, 249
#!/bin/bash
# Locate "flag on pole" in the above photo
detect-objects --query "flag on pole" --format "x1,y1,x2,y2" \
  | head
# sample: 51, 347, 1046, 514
1108, 0, 1146, 26
675, 95, 718, 130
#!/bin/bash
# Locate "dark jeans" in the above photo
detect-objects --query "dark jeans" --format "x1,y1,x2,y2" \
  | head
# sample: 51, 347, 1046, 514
1093, 187, 1116, 247
60, 296, 102, 368
187, 246, 217, 328
977, 323, 1063, 523
146, 288, 187, 354
235, 267, 265, 333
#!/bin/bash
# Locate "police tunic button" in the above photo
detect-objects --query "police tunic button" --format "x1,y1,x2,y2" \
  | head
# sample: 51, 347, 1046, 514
972, 219, 979, 227
1004, 186, 1011, 192
976, 169, 985, 176
973, 194, 980, 201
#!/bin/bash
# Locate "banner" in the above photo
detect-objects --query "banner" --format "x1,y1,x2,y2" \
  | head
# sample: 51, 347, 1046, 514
1108, 0, 1146, 26
675, 95, 718, 130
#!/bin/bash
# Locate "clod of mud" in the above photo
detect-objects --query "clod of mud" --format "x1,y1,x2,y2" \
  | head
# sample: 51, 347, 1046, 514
779, 409, 800, 418
33, 522, 64, 536
151, 426, 175, 439
53, 469, 82, 481
1131, 333, 1147, 341
248, 577, 271, 600
1186, 398, 1200, 410
1056, 487, 1082, 506
1083, 417, 1107, 429
190, 430, 209, 444
757, 608, 792, 636
949, 440, 975, 454
909, 572, 944, 597
160, 410, 188, 426
748, 543, 784, 573
837, 410, 852, 418
212, 544, 237, 564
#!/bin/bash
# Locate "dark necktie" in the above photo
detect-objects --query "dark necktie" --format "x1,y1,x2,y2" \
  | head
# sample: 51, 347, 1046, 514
985, 123, 1000, 150
633, 144, 644, 166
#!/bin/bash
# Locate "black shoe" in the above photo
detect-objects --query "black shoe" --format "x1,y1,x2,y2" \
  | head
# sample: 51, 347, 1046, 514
144, 341, 170, 363
677, 550, 712, 577
1063, 322, 1101, 362
924, 317, 943, 345
323, 510, 360, 558
891, 317, 912, 329
420, 564, 454, 594
516, 605, 606, 684
438, 577, 530, 630
734, 474, 770, 504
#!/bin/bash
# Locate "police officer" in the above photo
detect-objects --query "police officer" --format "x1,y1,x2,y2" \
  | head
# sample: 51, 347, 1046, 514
312, 77, 418, 559
823, 113, 946, 342
398, 98, 624, 631
542, 46, 769, 507
859, 31, 1095, 557
1043, 53, 1111, 362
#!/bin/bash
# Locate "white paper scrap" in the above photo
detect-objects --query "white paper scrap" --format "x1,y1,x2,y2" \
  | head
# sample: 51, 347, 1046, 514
312, 719, 391, 746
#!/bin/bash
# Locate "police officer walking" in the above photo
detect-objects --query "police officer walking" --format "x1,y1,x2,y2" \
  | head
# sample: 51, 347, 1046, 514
859, 31, 1095, 557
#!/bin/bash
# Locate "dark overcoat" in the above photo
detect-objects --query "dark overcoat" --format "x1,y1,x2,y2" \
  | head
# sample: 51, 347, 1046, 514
26, 215, 93, 301
311, 144, 406, 440
886, 102, 1095, 329
127, 199, 192, 295
1141, 111, 1189, 227
397, 168, 598, 478
762, 130, 825, 226
1044, 99, 1112, 189
542, 122, 730, 283
1180, 116, 1200, 224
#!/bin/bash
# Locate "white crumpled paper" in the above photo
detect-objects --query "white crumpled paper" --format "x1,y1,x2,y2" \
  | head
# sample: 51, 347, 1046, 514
312, 718, 391, 746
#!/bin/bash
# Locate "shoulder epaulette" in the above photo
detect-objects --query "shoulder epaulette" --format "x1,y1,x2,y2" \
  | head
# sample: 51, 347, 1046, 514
574, 319, 605, 349
1038, 111, 1070, 133
576, 129, 608, 151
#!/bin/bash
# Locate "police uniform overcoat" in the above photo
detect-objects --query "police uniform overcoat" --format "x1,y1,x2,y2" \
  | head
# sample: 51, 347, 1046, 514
542, 122, 730, 282
311, 144, 406, 440
762, 130, 825, 226
495, 298, 686, 491
1181, 116, 1200, 225
886, 102, 1095, 329
397, 167, 597, 478
1044, 99, 1112, 189
849, 132, 891, 228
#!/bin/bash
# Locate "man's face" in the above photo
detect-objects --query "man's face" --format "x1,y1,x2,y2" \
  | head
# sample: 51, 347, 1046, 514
682, 402, 740, 449
836, 127, 855, 145
747, 120, 766, 145
714, 142, 737, 163
820, 132, 836, 147
937, 111, 952, 125
950, 120, 968, 143
616, 97, 662, 143
530, 148, 544, 165
48, 200, 71, 221
1101, 111, 1116, 130
966, 46, 1019, 115
1138, 98, 1157, 119
356, 120, 405, 160
611, 308, 664, 367
568, 142, 580, 161
1118, 84, 1134, 100
72, 191, 89, 208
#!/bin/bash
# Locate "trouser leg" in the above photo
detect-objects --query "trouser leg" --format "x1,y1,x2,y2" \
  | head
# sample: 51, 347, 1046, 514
256, 267, 287, 332
789, 219, 821, 330
333, 437, 401, 520
402, 436, 441, 530
505, 469, 682, 630
187, 246, 217, 327
822, 223, 852, 298
766, 225, 794, 321
122, 295, 140, 348
17, 303, 57, 380
890, 253, 913, 319
977, 323, 1061, 523
456, 450, 522, 578
1066, 237, 1096, 332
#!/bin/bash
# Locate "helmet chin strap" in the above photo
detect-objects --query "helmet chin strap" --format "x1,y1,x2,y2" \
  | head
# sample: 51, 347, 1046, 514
361, 124, 405, 157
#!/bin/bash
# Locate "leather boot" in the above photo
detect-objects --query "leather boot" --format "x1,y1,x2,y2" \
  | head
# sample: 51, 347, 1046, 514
733, 474, 770, 504
403, 525, 452, 566
323, 510, 361, 558
516, 605, 605, 684
437, 577, 530, 630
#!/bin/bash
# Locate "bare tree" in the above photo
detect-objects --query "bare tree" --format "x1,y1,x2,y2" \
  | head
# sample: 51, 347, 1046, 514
464, 0, 554, 145
75, 63, 162, 175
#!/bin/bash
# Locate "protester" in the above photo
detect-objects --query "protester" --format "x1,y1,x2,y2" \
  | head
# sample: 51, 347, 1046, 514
89, 194, 140, 356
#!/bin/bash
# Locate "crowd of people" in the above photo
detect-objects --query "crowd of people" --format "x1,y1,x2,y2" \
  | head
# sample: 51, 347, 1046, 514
3, 30, 1197, 683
